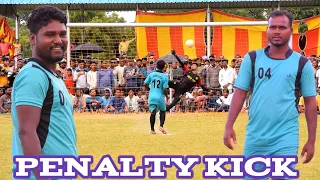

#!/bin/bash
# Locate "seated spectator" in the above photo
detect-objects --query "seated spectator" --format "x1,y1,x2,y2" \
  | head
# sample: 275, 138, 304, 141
86, 89, 103, 113
206, 91, 219, 112
216, 89, 233, 112
137, 90, 147, 112
109, 88, 127, 114
124, 89, 139, 113
0, 86, 12, 114
194, 89, 207, 112
101, 88, 113, 113
73, 89, 86, 113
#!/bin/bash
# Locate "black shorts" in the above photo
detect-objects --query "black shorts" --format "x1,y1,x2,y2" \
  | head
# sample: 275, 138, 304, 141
169, 81, 186, 95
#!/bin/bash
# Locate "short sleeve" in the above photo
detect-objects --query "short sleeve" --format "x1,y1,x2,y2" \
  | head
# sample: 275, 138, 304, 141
234, 53, 253, 91
301, 60, 317, 97
163, 75, 169, 89
13, 67, 49, 108
144, 74, 151, 84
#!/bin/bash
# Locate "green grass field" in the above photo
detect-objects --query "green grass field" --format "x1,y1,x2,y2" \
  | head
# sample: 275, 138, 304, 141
0, 112, 319, 180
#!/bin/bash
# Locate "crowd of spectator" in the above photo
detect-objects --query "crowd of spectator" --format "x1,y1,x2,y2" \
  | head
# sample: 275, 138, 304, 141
1, 46, 320, 114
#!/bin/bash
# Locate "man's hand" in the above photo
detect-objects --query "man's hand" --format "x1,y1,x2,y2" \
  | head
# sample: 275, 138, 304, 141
301, 140, 315, 164
223, 126, 237, 150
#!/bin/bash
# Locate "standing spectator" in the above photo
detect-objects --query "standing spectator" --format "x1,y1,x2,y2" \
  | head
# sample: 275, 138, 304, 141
87, 62, 98, 91
123, 59, 139, 92
147, 61, 156, 75
109, 88, 127, 113
64, 68, 74, 95
137, 59, 147, 87
0, 86, 11, 113
73, 60, 88, 93
109, 58, 119, 87
13, 39, 23, 57
72, 89, 86, 113
0, 56, 10, 87
86, 89, 103, 113
8, 58, 25, 87
124, 89, 139, 113
171, 62, 183, 80
201, 60, 210, 85
119, 36, 135, 56
0, 38, 12, 56
97, 60, 114, 94
206, 59, 221, 90
219, 59, 234, 93
115, 58, 126, 87
57, 59, 67, 78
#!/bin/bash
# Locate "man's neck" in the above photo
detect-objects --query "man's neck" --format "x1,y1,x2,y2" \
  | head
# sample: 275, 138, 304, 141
32, 54, 56, 73
269, 44, 289, 59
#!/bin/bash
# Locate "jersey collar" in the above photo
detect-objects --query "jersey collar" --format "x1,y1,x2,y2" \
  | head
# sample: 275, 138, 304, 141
264, 45, 293, 60
28, 58, 60, 78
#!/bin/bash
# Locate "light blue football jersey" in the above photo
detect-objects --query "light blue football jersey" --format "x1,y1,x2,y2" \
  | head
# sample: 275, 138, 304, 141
11, 59, 77, 180
235, 46, 316, 150
144, 71, 169, 106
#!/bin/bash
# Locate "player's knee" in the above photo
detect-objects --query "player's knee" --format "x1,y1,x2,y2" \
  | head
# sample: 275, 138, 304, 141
151, 110, 157, 115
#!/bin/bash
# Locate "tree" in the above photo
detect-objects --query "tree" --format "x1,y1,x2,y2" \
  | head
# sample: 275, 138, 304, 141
69, 11, 134, 60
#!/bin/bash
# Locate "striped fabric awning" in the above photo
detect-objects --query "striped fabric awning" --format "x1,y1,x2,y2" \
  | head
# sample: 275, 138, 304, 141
136, 9, 206, 60
292, 15, 320, 56
211, 10, 268, 60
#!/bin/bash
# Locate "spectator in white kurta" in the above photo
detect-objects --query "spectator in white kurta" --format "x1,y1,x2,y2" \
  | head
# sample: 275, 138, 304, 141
73, 60, 88, 93
86, 62, 97, 91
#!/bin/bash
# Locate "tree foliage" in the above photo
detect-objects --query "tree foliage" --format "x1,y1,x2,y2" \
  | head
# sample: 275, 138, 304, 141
2, 7, 320, 59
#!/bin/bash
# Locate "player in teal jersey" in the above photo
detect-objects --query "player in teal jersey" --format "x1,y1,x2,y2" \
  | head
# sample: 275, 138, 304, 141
224, 10, 317, 180
11, 6, 77, 180
144, 60, 169, 134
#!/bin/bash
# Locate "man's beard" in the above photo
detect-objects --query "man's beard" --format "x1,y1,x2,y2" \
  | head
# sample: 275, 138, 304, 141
36, 44, 65, 63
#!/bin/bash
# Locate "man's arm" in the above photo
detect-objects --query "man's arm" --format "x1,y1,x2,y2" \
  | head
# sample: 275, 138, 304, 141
163, 88, 169, 100
224, 88, 247, 149
17, 106, 46, 179
300, 60, 318, 163
223, 53, 252, 150
0, 97, 7, 112
13, 67, 50, 180
301, 96, 317, 163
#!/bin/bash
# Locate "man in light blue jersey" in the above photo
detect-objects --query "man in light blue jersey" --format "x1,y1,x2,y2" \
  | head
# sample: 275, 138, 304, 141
224, 10, 317, 180
144, 60, 169, 134
11, 6, 77, 180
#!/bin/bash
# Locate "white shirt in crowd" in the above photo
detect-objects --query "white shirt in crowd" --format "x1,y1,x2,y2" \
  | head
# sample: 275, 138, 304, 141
124, 95, 139, 112
316, 69, 320, 87
219, 67, 235, 91
86, 70, 97, 90
73, 69, 87, 88
216, 93, 233, 106
115, 65, 125, 85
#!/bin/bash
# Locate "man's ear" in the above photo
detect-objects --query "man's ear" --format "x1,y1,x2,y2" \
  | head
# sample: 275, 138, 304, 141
29, 33, 36, 45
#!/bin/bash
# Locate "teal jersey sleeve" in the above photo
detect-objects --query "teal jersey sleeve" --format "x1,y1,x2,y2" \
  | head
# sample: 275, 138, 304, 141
163, 75, 169, 89
301, 60, 317, 97
13, 66, 49, 108
144, 73, 151, 84
234, 53, 252, 91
